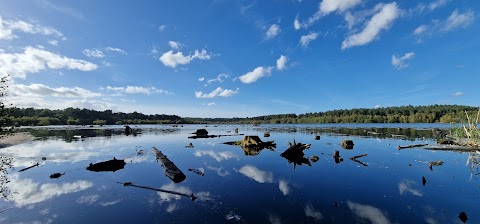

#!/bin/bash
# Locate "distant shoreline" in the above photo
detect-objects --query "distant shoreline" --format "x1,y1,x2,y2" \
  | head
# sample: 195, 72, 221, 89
0, 132, 33, 149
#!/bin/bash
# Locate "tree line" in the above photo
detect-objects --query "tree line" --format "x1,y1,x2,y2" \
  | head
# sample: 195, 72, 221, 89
3, 104, 477, 126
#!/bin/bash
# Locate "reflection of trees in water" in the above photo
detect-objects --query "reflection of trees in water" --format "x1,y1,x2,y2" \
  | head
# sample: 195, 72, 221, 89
0, 156, 13, 199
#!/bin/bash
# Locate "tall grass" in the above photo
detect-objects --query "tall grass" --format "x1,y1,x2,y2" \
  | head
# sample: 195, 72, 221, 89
450, 108, 480, 147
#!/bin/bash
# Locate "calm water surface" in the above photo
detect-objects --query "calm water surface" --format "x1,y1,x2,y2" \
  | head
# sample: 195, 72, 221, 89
0, 124, 478, 223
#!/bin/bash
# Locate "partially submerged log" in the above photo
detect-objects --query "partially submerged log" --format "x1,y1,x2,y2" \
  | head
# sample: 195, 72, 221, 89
333, 150, 343, 163
152, 147, 186, 183
428, 160, 444, 171
188, 129, 244, 139
223, 136, 276, 156
86, 158, 126, 172
423, 145, 479, 152
280, 138, 312, 170
397, 143, 428, 150
341, 140, 354, 149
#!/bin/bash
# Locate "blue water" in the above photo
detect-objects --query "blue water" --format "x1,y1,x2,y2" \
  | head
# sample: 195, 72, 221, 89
0, 124, 477, 223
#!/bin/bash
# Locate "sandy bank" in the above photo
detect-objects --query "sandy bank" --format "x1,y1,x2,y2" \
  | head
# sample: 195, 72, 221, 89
0, 132, 33, 149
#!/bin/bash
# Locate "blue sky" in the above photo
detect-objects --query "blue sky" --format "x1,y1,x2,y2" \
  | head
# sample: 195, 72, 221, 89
0, 0, 478, 118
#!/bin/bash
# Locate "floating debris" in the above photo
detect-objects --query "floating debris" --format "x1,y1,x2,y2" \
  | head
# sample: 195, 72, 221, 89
397, 143, 428, 150
18, 163, 40, 172
422, 176, 426, 186
314, 135, 320, 140
226, 211, 242, 222
153, 147, 186, 183
136, 149, 145, 156
264, 132, 270, 137
49, 172, 65, 179
310, 155, 320, 163
185, 143, 194, 148
428, 160, 444, 171
188, 168, 204, 176
86, 158, 126, 172
458, 211, 468, 223
341, 140, 354, 149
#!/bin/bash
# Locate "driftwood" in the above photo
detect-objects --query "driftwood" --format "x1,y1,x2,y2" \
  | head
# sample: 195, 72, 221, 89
423, 145, 479, 152
397, 143, 428, 150
341, 140, 354, 149
152, 147, 186, 183
119, 181, 197, 201
50, 172, 65, 179
349, 154, 368, 167
18, 163, 40, 172
86, 158, 126, 172
428, 160, 444, 171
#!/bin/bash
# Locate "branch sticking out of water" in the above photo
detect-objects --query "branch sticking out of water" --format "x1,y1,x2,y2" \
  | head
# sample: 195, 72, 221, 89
118, 181, 197, 201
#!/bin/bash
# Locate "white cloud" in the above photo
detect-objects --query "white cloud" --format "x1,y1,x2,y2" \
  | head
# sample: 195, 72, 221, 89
398, 179, 423, 196
414, 0, 450, 13
41, 0, 86, 21
158, 25, 166, 31
414, 9, 474, 42
194, 150, 238, 162
266, 24, 281, 39
238, 165, 273, 183
0, 46, 97, 79
106, 86, 172, 95
442, 9, 475, 32
194, 87, 239, 98
392, 52, 415, 70
206, 73, 229, 85
0, 15, 64, 40
198, 77, 205, 81
294, 16, 301, 30
76, 195, 100, 205
48, 40, 58, 46
276, 55, 287, 70
6, 173, 93, 207
302, 0, 362, 28
452, 92, 464, 97
305, 204, 324, 221
268, 213, 283, 224
168, 41, 181, 50
82, 48, 105, 58
101, 200, 121, 206
341, 2, 399, 50
207, 165, 230, 177
237, 66, 273, 84
105, 47, 127, 55
347, 201, 391, 224
278, 179, 290, 195
159, 49, 211, 68
207, 102, 216, 106
413, 25, 428, 35
300, 33, 318, 47
11, 83, 102, 98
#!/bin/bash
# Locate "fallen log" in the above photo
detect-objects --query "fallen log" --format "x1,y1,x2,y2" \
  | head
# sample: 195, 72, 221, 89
86, 158, 126, 172
18, 163, 40, 172
397, 143, 428, 150
119, 181, 196, 201
152, 147, 186, 183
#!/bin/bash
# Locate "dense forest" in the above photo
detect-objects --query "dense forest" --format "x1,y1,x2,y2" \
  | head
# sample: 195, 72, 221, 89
3, 105, 478, 126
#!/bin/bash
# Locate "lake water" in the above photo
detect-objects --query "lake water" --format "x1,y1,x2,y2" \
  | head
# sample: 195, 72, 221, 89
0, 124, 478, 223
